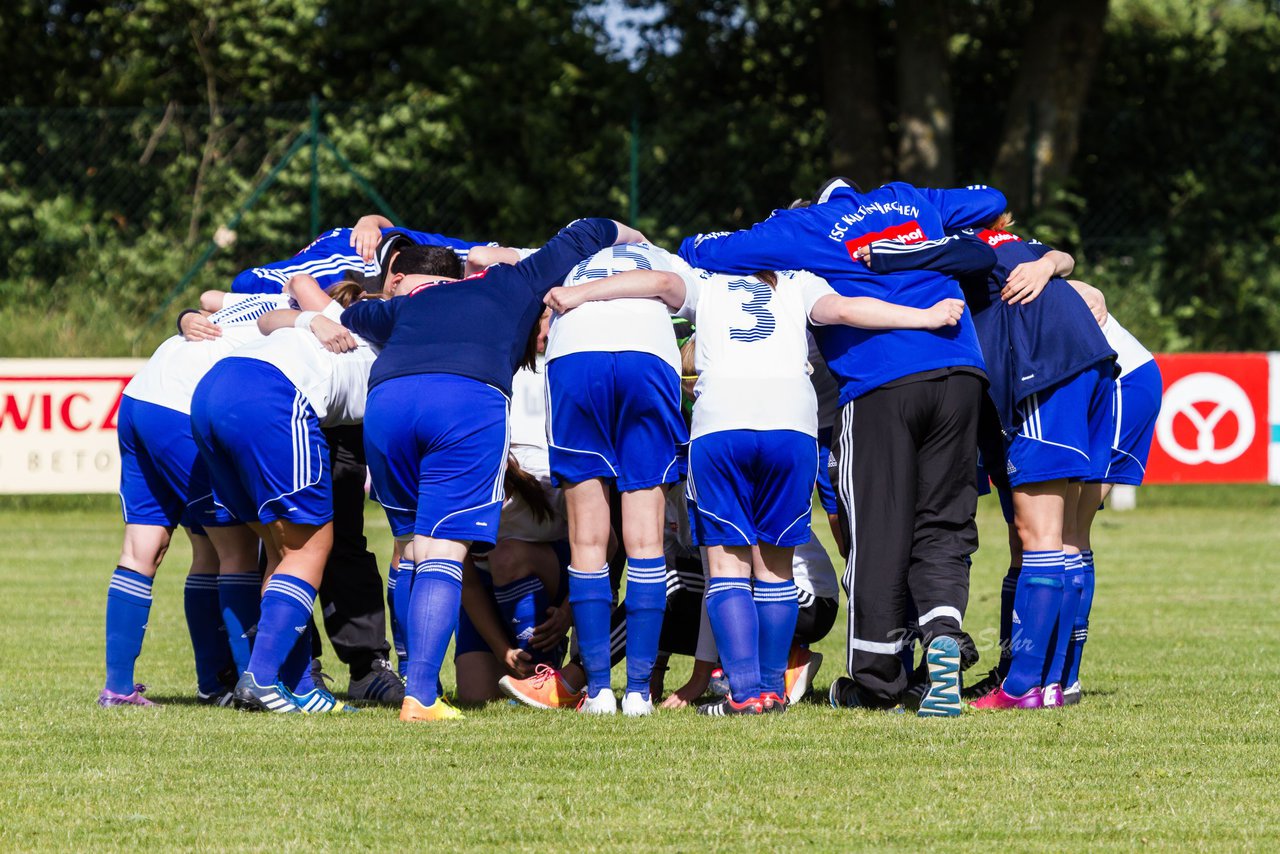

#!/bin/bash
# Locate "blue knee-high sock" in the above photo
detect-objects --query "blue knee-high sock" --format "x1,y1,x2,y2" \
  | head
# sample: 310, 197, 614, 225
279, 619, 316, 694
754, 579, 800, 697
705, 577, 760, 702
1004, 550, 1064, 697
218, 572, 262, 674
1064, 549, 1095, 687
392, 557, 415, 676
184, 573, 232, 693
567, 564, 613, 695
623, 556, 667, 699
494, 576, 550, 660
997, 565, 1021, 679
105, 567, 154, 695
246, 575, 316, 687
405, 559, 463, 705
1047, 553, 1085, 686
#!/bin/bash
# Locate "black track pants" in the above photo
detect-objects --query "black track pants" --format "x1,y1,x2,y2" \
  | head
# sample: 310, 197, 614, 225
832, 371, 982, 707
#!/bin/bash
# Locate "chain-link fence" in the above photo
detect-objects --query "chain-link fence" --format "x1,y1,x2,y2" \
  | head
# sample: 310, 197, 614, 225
1, 98, 1276, 355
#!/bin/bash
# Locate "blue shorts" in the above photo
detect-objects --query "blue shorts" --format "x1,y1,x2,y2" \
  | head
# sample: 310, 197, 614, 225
1096, 359, 1162, 485
190, 358, 332, 526
546, 351, 687, 491
1005, 362, 1114, 487
686, 429, 817, 548
117, 395, 216, 530
816, 426, 838, 514
365, 374, 509, 544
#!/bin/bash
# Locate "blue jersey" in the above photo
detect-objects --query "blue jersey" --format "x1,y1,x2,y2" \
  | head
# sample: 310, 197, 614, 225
678, 180, 1006, 403
869, 227, 1115, 430
231, 226, 490, 294
342, 218, 619, 397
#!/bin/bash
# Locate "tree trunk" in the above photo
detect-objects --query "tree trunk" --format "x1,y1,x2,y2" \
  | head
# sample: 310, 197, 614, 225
819, 0, 886, 188
894, 0, 954, 186
991, 0, 1110, 213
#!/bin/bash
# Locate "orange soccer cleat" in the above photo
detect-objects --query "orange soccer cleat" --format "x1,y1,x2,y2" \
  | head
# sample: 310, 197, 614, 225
498, 664, 584, 710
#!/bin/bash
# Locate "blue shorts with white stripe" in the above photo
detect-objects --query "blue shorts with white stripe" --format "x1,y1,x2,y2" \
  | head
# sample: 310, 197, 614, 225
190, 358, 332, 526
1004, 361, 1114, 488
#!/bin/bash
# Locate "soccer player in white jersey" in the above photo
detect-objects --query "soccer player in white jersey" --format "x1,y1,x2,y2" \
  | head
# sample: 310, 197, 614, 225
540, 242, 693, 716
545, 264, 964, 714
189, 276, 375, 714
1059, 282, 1163, 704
97, 288, 321, 708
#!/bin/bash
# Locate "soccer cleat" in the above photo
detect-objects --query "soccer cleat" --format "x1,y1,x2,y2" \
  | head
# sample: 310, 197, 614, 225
1062, 680, 1083, 706
97, 684, 158, 708
232, 672, 304, 714
621, 691, 654, 717
1041, 682, 1065, 708
348, 658, 405, 705
961, 667, 1002, 700
917, 636, 963, 718
697, 695, 765, 716
499, 664, 583, 710
828, 676, 861, 710
708, 667, 730, 698
576, 688, 618, 715
968, 682, 1044, 711
294, 687, 358, 714
310, 659, 336, 695
784, 647, 823, 705
196, 689, 235, 708
760, 691, 788, 714
399, 694, 464, 722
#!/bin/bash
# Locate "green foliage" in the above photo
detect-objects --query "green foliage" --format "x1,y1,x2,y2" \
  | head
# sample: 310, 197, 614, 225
1, 0, 1278, 354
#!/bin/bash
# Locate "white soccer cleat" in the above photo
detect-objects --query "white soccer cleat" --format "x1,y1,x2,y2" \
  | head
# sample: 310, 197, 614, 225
576, 688, 618, 715
621, 691, 654, 717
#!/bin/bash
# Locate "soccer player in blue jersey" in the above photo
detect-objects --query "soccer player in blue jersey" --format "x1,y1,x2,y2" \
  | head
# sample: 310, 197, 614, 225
680, 178, 1003, 716
544, 261, 965, 715
338, 217, 645, 723
1060, 283, 1163, 704
857, 213, 1118, 710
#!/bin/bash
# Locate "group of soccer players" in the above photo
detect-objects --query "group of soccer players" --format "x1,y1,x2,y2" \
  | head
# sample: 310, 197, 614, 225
98, 174, 1161, 720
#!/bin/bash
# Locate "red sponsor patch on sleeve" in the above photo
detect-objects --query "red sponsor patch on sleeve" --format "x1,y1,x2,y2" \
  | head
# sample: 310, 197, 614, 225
976, 229, 1021, 248
844, 220, 927, 260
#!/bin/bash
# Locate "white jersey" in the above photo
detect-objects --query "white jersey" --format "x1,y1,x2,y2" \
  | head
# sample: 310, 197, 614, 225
677, 269, 835, 440
545, 242, 689, 375
123, 294, 290, 415
510, 356, 549, 456
1101, 315, 1154, 378
228, 303, 375, 427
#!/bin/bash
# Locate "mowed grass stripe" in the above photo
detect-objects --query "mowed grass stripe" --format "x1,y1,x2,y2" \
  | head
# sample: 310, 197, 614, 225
0, 487, 1277, 850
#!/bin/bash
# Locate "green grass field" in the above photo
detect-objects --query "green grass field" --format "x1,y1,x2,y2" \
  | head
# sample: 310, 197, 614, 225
2, 487, 1278, 850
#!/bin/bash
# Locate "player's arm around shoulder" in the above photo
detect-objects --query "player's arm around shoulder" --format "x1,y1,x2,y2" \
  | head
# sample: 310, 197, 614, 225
543, 269, 689, 315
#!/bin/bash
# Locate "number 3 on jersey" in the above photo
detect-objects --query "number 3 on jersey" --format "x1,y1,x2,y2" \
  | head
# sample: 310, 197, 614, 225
727, 278, 775, 342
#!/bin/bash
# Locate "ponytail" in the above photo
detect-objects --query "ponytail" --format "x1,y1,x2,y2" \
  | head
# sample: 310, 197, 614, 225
504, 454, 554, 523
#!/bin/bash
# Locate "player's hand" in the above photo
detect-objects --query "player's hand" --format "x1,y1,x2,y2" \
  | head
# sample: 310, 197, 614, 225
853, 244, 872, 267
350, 216, 383, 263
612, 222, 649, 246
310, 316, 358, 353
1069, 280, 1109, 326
923, 298, 965, 329
181, 312, 221, 341
543, 286, 587, 314
660, 671, 711, 710
502, 647, 534, 679
1002, 257, 1053, 304
529, 601, 571, 652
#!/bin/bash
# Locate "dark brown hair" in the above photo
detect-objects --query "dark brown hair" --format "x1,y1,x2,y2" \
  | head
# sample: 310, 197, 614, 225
755, 271, 778, 288
503, 454, 554, 523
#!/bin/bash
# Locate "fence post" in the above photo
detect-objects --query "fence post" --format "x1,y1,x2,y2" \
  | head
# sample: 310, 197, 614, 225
629, 109, 640, 226
310, 94, 321, 238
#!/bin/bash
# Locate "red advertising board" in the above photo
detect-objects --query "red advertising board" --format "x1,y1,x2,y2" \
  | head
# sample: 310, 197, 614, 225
1146, 353, 1271, 484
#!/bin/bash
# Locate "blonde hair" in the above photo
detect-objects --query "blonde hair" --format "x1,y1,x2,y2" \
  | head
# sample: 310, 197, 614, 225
988, 211, 1016, 231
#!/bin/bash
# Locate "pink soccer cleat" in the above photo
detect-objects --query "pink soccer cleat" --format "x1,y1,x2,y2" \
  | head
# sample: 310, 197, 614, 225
968, 682, 1043, 711
97, 684, 159, 708
1041, 683, 1065, 708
